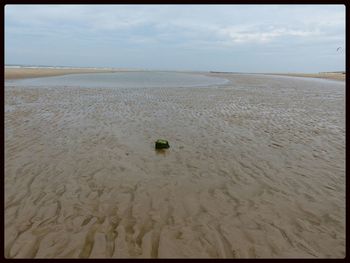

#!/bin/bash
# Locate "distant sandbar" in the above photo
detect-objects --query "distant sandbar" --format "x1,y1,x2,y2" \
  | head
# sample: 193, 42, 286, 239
268, 72, 345, 81
4, 67, 131, 80
210, 71, 346, 82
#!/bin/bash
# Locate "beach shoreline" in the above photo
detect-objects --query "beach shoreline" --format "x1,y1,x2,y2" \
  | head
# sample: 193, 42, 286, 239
5, 68, 346, 82
265, 72, 345, 82
4, 67, 139, 80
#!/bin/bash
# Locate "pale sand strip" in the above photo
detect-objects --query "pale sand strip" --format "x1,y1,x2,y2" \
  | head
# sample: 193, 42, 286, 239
5, 68, 346, 82
266, 72, 345, 81
4, 68, 132, 80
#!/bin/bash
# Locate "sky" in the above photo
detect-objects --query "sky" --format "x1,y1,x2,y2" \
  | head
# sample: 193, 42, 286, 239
5, 5, 346, 73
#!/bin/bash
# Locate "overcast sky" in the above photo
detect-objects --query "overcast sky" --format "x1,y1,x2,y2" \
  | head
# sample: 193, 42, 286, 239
5, 5, 345, 72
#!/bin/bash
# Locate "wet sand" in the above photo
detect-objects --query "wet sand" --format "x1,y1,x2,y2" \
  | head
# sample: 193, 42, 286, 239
5, 73, 345, 258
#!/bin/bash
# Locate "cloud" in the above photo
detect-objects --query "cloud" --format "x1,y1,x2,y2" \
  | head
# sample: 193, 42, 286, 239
217, 25, 322, 44
5, 5, 345, 71
5, 5, 344, 45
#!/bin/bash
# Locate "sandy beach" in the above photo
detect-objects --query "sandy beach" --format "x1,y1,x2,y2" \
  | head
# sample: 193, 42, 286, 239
5, 71, 345, 258
266, 72, 346, 82
5, 68, 346, 82
4, 67, 132, 80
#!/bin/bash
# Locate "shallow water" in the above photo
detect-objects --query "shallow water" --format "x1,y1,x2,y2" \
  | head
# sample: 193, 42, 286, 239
5, 73, 345, 258
5, 71, 229, 88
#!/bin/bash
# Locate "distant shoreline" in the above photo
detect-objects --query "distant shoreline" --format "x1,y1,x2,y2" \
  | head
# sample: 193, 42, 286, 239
5, 67, 346, 82
210, 71, 346, 82
263, 72, 345, 82
4, 68, 110, 80
4, 67, 201, 80
4, 67, 139, 80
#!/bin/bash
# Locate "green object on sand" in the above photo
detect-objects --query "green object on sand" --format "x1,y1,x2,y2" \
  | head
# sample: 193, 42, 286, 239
155, 139, 170, 149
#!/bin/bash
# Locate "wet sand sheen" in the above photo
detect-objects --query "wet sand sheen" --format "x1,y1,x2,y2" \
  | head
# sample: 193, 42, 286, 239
5, 73, 345, 258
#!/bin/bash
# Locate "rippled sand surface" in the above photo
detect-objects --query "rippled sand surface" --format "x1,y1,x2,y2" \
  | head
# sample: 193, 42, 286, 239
5, 74, 345, 258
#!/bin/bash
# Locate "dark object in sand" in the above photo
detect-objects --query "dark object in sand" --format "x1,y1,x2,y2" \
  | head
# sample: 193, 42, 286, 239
155, 139, 170, 149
